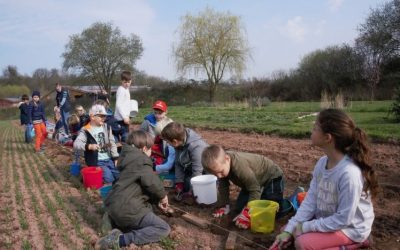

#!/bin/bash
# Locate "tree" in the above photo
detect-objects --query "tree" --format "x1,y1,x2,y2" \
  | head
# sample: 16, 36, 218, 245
173, 8, 250, 102
62, 22, 143, 94
355, 0, 400, 100
1, 65, 22, 85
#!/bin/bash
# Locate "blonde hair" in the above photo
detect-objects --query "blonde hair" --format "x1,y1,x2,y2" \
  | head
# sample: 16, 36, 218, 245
154, 117, 173, 136
201, 145, 225, 172
75, 105, 85, 113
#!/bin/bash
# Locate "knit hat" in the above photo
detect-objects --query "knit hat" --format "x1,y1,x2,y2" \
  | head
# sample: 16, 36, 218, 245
152, 100, 167, 112
32, 90, 40, 98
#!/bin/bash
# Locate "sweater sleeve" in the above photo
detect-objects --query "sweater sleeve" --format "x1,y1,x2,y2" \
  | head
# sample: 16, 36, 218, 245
284, 158, 322, 234
302, 170, 363, 233
73, 129, 88, 152
155, 145, 175, 173
27, 103, 33, 124
140, 164, 166, 200
189, 143, 206, 177
216, 178, 230, 207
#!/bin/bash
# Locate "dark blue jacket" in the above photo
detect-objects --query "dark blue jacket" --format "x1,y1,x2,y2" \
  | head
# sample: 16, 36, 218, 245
28, 101, 46, 124
19, 102, 30, 125
56, 88, 71, 112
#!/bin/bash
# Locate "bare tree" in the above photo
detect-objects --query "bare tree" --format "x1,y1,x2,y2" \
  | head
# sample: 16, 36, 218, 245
62, 22, 143, 94
173, 8, 250, 102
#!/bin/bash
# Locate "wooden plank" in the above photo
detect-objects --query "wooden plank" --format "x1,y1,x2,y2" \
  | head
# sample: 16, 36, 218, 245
181, 213, 209, 229
225, 231, 237, 250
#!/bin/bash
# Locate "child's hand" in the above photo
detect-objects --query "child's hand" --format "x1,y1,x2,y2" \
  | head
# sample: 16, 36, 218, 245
269, 231, 293, 250
88, 144, 100, 151
123, 117, 130, 125
233, 207, 250, 229
158, 195, 169, 212
213, 205, 230, 218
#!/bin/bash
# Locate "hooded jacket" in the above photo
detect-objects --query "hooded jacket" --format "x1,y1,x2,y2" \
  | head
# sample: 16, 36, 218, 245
73, 123, 119, 166
104, 145, 166, 229
174, 128, 209, 183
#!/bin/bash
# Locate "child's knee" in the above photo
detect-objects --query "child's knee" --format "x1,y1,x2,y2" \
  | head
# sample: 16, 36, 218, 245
294, 235, 310, 250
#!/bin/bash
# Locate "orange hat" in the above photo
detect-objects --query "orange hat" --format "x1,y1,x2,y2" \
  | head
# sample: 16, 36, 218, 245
152, 100, 167, 112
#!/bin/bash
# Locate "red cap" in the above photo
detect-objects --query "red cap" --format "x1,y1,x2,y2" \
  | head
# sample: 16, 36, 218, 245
152, 100, 167, 112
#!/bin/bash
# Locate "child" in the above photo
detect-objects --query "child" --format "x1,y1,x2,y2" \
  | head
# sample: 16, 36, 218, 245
27, 91, 47, 153
114, 70, 132, 142
75, 105, 90, 129
18, 94, 31, 143
140, 100, 175, 172
55, 82, 71, 135
161, 122, 208, 201
201, 144, 285, 229
269, 109, 378, 250
73, 104, 120, 184
96, 130, 170, 249
68, 114, 81, 141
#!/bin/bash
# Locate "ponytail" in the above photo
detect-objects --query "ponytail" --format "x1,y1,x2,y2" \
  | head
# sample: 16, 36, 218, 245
347, 128, 379, 199
317, 109, 379, 199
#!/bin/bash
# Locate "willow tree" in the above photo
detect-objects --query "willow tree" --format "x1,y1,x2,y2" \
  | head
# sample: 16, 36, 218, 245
62, 22, 143, 94
173, 8, 250, 102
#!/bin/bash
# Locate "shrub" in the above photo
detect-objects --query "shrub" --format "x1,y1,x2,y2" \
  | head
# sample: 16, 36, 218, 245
389, 86, 400, 121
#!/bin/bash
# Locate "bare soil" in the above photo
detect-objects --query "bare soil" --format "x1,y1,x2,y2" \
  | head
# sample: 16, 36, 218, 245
1, 122, 399, 249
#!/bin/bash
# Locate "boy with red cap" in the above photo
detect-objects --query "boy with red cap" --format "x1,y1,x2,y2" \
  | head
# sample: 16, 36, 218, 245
140, 100, 175, 173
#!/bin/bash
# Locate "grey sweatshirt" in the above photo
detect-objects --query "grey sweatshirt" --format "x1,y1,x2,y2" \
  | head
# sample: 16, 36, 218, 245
284, 155, 374, 243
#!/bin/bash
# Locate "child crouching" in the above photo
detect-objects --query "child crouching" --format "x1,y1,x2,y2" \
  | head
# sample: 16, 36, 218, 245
201, 145, 285, 229
96, 130, 170, 249
73, 104, 119, 184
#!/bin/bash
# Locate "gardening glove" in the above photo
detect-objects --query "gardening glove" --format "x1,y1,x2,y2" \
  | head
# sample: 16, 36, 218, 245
233, 207, 251, 229
174, 182, 184, 201
269, 231, 293, 250
212, 205, 230, 218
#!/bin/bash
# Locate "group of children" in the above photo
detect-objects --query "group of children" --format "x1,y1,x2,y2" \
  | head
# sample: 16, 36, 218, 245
19, 70, 377, 250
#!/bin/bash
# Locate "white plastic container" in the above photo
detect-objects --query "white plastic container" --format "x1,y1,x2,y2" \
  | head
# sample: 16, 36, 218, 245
190, 175, 218, 204
129, 100, 138, 117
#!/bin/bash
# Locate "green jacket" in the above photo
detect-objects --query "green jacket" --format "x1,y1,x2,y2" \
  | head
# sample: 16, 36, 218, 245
217, 151, 283, 206
104, 144, 166, 229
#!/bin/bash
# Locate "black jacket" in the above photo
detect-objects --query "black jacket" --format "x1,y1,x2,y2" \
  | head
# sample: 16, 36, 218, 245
105, 145, 166, 229
19, 102, 30, 125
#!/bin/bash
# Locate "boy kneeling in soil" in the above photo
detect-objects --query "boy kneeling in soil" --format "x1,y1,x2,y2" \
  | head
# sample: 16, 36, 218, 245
73, 104, 119, 184
95, 131, 170, 249
161, 122, 209, 202
201, 144, 285, 229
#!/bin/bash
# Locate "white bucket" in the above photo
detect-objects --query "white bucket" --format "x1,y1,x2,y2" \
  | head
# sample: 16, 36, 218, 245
129, 100, 138, 117
190, 175, 218, 204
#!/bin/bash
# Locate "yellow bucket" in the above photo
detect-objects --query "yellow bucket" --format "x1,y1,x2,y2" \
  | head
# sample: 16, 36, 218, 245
248, 200, 279, 233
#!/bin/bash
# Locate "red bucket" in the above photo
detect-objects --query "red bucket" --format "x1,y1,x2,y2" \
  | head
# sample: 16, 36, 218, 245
81, 167, 103, 189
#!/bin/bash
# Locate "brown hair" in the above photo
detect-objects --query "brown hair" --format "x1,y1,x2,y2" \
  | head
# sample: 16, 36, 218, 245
201, 145, 225, 171
317, 109, 379, 198
68, 114, 80, 125
161, 122, 186, 142
121, 70, 132, 82
93, 99, 109, 109
21, 94, 29, 101
126, 130, 154, 149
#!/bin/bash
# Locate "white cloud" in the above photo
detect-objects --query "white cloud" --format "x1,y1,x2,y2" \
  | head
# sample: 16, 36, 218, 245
279, 16, 306, 43
328, 0, 344, 11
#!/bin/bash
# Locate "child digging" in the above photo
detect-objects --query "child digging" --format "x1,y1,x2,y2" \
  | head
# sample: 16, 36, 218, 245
73, 104, 119, 184
96, 130, 170, 249
201, 144, 285, 229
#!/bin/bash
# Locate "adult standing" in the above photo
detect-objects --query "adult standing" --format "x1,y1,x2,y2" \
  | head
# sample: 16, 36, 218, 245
55, 82, 71, 135
114, 70, 132, 142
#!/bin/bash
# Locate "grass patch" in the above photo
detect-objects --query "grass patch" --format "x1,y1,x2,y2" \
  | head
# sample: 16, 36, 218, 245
135, 100, 399, 141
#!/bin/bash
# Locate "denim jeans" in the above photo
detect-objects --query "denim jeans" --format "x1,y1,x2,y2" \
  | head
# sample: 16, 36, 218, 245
60, 110, 70, 135
98, 159, 120, 184
122, 212, 170, 245
235, 176, 284, 214
24, 125, 32, 143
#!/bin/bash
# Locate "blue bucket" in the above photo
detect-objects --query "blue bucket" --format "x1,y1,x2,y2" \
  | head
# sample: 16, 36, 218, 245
70, 162, 81, 176
100, 185, 112, 200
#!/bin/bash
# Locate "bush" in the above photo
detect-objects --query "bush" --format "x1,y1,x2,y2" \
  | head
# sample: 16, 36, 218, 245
389, 86, 400, 121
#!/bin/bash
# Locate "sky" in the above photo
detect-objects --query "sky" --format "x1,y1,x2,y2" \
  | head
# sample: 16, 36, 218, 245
0, 0, 390, 81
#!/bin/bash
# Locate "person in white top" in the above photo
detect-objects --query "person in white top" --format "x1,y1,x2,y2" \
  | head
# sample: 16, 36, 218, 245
269, 109, 378, 250
114, 70, 132, 142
